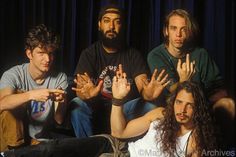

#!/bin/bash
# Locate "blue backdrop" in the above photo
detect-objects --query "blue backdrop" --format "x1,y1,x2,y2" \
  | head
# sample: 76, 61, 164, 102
0, 0, 235, 97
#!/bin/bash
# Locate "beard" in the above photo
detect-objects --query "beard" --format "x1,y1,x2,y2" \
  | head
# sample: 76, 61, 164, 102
99, 30, 125, 50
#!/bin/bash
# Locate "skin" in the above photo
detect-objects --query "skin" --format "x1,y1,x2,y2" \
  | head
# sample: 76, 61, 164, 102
111, 74, 199, 156
174, 89, 194, 136
0, 46, 66, 124
72, 9, 170, 102
165, 15, 235, 119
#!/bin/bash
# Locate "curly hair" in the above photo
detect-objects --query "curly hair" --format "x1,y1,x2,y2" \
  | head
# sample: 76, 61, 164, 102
25, 24, 60, 51
157, 81, 218, 156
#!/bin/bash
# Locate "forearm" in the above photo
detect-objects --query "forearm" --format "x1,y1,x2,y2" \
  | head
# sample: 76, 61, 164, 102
110, 105, 127, 138
169, 82, 179, 93
0, 92, 30, 111
54, 99, 67, 124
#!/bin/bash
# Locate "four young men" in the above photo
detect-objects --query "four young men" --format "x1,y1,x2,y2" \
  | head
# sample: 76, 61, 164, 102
0, 3, 235, 156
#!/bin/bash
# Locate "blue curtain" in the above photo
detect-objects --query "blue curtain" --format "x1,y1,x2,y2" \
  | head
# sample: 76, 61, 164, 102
0, 0, 235, 97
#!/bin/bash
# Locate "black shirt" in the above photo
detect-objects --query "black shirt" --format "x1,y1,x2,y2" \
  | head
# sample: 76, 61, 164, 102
74, 41, 149, 101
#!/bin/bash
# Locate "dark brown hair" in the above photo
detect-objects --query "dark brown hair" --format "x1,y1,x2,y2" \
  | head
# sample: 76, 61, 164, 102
25, 24, 60, 51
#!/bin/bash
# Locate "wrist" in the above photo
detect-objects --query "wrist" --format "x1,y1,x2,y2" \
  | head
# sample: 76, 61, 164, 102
112, 97, 125, 106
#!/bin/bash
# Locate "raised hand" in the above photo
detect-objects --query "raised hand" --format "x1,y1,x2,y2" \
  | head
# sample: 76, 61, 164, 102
112, 64, 130, 99
143, 69, 170, 101
177, 53, 195, 82
28, 88, 65, 102
72, 73, 103, 100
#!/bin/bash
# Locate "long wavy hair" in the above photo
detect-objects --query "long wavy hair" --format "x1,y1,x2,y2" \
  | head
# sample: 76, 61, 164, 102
157, 81, 217, 156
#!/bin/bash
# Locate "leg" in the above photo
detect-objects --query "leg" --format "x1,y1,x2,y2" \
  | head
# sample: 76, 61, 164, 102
123, 98, 156, 121
213, 98, 235, 148
0, 107, 26, 151
4, 136, 113, 157
70, 97, 93, 138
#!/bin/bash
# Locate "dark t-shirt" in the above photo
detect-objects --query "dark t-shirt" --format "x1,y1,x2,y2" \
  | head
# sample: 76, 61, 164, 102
147, 44, 224, 97
74, 41, 149, 101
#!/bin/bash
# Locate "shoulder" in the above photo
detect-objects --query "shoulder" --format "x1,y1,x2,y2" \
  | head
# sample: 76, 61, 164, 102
148, 44, 165, 56
81, 41, 101, 56
191, 47, 209, 57
1, 63, 27, 78
144, 107, 165, 122
148, 44, 166, 61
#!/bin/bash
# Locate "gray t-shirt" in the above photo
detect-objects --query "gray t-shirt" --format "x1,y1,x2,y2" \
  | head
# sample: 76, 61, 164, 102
0, 63, 68, 139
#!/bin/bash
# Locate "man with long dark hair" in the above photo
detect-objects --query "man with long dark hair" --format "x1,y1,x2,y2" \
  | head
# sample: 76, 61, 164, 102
148, 9, 235, 147
1, 72, 219, 157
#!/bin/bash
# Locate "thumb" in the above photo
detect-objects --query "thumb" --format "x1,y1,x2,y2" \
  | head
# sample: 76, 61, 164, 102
95, 80, 103, 91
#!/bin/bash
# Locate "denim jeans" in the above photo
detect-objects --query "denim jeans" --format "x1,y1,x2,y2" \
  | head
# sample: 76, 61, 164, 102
70, 97, 156, 138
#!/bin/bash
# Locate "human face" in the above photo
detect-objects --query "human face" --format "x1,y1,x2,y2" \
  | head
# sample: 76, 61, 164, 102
166, 15, 187, 51
26, 46, 54, 74
98, 9, 122, 40
174, 89, 194, 127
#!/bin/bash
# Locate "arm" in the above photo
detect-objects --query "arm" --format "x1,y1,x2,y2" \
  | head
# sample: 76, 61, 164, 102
110, 64, 165, 138
0, 87, 30, 111
53, 90, 67, 124
0, 88, 64, 112
111, 106, 164, 138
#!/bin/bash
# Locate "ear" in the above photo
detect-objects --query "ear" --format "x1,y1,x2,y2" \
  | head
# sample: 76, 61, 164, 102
165, 27, 169, 36
26, 49, 33, 60
98, 21, 101, 31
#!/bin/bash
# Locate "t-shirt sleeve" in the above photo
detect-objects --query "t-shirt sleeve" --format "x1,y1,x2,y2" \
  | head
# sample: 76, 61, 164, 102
198, 49, 224, 94
55, 72, 68, 90
130, 49, 150, 78
74, 49, 96, 78
0, 69, 19, 90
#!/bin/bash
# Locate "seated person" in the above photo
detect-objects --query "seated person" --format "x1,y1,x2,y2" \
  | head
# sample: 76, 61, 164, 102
147, 9, 235, 147
1, 68, 218, 157
70, 3, 167, 138
0, 24, 68, 151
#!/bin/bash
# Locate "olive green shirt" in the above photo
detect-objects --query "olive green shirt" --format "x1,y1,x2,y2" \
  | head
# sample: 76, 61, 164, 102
147, 44, 224, 97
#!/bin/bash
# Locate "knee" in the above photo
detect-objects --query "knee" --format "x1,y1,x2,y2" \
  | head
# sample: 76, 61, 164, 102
213, 98, 235, 119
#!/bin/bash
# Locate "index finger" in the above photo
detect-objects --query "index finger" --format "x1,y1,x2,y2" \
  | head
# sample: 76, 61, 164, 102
49, 89, 65, 94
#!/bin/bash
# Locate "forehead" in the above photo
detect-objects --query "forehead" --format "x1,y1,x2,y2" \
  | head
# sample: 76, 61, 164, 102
176, 89, 194, 103
169, 15, 186, 26
33, 45, 54, 53
102, 8, 121, 19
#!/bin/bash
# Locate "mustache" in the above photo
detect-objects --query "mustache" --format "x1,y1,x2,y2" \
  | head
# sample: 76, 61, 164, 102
105, 30, 118, 35
176, 113, 189, 118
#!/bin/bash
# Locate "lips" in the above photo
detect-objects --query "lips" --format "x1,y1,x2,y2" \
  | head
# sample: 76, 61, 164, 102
176, 114, 188, 120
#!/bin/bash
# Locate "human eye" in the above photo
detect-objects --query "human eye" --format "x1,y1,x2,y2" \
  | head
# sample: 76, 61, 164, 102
115, 19, 121, 25
181, 27, 187, 33
169, 26, 176, 31
103, 18, 110, 23
175, 99, 181, 104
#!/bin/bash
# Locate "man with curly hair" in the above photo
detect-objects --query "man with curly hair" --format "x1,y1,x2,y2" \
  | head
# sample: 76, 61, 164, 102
1, 70, 218, 157
0, 24, 68, 151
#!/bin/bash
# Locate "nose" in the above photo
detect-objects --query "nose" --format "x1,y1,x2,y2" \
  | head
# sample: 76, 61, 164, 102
109, 21, 115, 29
176, 29, 182, 37
44, 53, 50, 62
180, 104, 187, 113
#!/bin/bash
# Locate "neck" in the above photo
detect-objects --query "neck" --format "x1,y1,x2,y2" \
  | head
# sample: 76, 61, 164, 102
28, 64, 47, 85
102, 43, 118, 53
166, 44, 185, 58
178, 124, 194, 136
